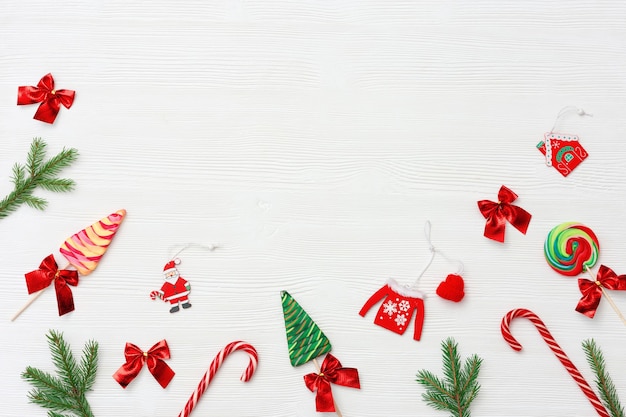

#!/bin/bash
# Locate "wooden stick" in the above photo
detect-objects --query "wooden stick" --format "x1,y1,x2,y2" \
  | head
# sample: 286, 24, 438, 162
585, 267, 626, 326
10, 263, 71, 321
10, 289, 47, 321
313, 357, 343, 417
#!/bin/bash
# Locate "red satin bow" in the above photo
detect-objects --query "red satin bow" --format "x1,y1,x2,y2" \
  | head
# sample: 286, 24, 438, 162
25, 254, 79, 316
576, 265, 626, 318
113, 340, 175, 388
477, 185, 532, 242
17, 73, 75, 123
303, 353, 360, 412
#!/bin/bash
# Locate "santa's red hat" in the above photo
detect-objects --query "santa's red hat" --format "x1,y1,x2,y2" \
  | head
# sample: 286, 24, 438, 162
163, 258, 181, 274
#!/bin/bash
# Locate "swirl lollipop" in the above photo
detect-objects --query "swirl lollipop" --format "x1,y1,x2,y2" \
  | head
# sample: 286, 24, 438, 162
545, 222, 626, 325
544, 222, 599, 277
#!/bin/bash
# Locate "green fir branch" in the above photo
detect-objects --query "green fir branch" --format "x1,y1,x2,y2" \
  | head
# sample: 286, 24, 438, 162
47, 330, 82, 393
78, 340, 98, 392
0, 138, 77, 220
22, 330, 98, 417
27, 139, 47, 177
417, 338, 483, 417
582, 339, 625, 417
28, 389, 78, 413
21, 367, 68, 399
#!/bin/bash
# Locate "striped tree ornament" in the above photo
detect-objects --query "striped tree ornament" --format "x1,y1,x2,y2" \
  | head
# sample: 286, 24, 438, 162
281, 291, 332, 367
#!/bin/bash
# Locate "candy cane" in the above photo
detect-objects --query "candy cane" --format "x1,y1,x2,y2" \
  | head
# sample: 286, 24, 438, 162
501, 308, 609, 417
177, 341, 258, 417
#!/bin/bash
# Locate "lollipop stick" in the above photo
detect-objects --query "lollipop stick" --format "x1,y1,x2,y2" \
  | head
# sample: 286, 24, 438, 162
10, 263, 71, 321
10, 289, 46, 321
313, 357, 343, 417
585, 268, 626, 326
600, 287, 626, 326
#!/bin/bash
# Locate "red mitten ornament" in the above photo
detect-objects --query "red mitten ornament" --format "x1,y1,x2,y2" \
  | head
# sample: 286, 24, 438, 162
436, 274, 465, 302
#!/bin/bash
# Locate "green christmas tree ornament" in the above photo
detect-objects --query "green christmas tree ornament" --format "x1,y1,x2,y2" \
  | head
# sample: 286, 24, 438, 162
280, 290, 332, 367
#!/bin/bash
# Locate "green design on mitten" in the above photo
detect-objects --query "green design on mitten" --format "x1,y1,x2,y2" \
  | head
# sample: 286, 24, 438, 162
281, 290, 332, 367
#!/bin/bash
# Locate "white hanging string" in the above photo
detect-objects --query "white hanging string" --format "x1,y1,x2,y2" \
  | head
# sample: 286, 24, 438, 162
549, 105, 593, 134
168, 243, 219, 260
412, 221, 464, 289
543, 106, 592, 166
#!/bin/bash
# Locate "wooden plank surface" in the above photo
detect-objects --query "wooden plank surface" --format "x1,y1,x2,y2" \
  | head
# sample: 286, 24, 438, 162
1, 1, 626, 416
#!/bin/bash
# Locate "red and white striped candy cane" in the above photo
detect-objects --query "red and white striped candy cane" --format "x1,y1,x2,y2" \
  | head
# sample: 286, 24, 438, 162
501, 308, 609, 417
177, 341, 258, 417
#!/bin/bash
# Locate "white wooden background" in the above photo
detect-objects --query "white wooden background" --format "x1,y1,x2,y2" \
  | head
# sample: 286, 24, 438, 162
1, 1, 626, 416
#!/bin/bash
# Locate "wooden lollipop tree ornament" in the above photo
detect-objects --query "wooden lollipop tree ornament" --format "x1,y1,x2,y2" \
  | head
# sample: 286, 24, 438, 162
12, 209, 127, 320
281, 291, 360, 416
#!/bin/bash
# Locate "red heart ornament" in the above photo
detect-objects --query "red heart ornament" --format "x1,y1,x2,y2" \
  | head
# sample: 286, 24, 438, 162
436, 274, 465, 302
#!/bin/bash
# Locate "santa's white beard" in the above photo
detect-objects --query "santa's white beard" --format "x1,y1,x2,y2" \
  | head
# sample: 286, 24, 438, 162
163, 273, 179, 284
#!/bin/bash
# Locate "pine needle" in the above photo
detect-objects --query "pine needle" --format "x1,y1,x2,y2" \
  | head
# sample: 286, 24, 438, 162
0, 138, 77, 220
416, 338, 483, 417
582, 339, 625, 417
22, 330, 98, 417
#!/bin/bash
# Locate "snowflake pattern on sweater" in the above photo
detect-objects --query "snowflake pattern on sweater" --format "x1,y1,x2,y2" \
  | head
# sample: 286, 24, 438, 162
359, 278, 425, 341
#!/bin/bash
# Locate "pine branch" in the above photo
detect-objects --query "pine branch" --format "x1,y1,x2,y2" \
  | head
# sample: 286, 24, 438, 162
22, 330, 98, 417
47, 330, 81, 393
583, 339, 625, 417
22, 367, 68, 398
78, 340, 98, 392
27, 139, 47, 177
417, 338, 483, 417
0, 138, 77, 220
28, 389, 78, 413
459, 353, 483, 409
38, 178, 77, 193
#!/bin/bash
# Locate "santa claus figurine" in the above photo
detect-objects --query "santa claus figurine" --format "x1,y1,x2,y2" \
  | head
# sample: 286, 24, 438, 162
150, 259, 192, 313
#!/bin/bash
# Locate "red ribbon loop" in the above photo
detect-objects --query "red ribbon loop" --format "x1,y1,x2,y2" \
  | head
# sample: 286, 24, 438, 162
17, 73, 75, 123
303, 353, 360, 412
477, 185, 532, 242
576, 265, 626, 318
113, 340, 175, 389
24, 254, 79, 316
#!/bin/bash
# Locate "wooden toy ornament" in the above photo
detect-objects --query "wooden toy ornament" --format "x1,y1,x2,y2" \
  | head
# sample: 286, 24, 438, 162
149, 244, 217, 313
359, 221, 465, 341
536, 106, 591, 177
151, 258, 192, 313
